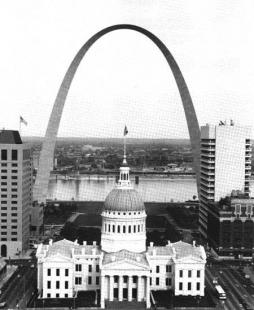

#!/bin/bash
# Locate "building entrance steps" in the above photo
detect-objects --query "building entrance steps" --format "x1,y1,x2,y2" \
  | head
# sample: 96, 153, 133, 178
105, 300, 146, 309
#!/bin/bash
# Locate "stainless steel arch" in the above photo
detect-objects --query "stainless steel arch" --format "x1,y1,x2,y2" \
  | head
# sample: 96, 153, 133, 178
33, 24, 200, 203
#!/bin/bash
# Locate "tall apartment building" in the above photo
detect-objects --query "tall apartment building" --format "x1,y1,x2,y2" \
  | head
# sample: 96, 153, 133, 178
0, 130, 32, 258
199, 123, 252, 238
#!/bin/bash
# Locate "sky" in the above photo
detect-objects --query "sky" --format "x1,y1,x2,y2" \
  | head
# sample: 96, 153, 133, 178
0, 0, 254, 139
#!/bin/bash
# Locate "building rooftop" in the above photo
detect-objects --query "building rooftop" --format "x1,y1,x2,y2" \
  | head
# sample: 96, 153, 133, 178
102, 250, 149, 266
0, 130, 22, 144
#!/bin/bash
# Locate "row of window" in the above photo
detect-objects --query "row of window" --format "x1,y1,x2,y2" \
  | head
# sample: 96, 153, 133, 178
1, 150, 18, 161
104, 223, 144, 234
1, 213, 18, 217
1, 176, 18, 180
0, 232, 17, 235
1, 194, 18, 197
1, 163, 18, 167
179, 270, 201, 278
46, 277, 100, 289
1, 238, 17, 241
155, 265, 172, 273
1, 219, 17, 223
1, 201, 18, 204
1, 207, 18, 211
179, 282, 201, 291
1, 170, 18, 173
1, 189, 18, 192
46, 293, 69, 298
151, 277, 172, 286
75, 264, 100, 273
111, 276, 172, 286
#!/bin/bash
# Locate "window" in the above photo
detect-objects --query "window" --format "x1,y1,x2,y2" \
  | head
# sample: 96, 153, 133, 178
75, 264, 82, 272
236, 204, 241, 213
197, 270, 200, 278
11, 170, 17, 173
1, 182, 7, 185
1, 214, 7, 217
56, 281, 60, 289
11, 195, 17, 198
123, 276, 128, 283
1, 163, 7, 167
129, 226, 131, 233
1, 226, 7, 229
133, 276, 137, 284
65, 294, 68, 298
123, 225, 126, 233
96, 276, 99, 285
1, 170, 7, 173
11, 219, 17, 223
1, 176, 7, 179
1, 150, 7, 161
65, 269, 69, 276
75, 277, 82, 285
118, 225, 120, 233
12, 182, 17, 185
150, 277, 152, 285
11, 189, 17, 192
1, 201, 7, 204
1, 195, 7, 198
11, 232, 17, 235
56, 294, 59, 298
11, 226, 17, 229
1, 220, 7, 223
47, 281, 51, 289
11, 176, 17, 180
56, 269, 60, 276
156, 277, 159, 286
247, 205, 252, 214
12, 150, 18, 161
96, 265, 99, 273
1, 238, 7, 241
88, 276, 92, 285
12, 163, 17, 167
11, 213, 17, 216
188, 270, 192, 277
156, 266, 160, 273
112, 225, 115, 233
1, 207, 7, 211
188, 282, 191, 290
11, 201, 17, 204
179, 270, 183, 277
88, 265, 92, 272
47, 269, 51, 276
65, 281, 68, 289
196, 282, 200, 290
47, 294, 51, 298
179, 282, 183, 290
114, 276, 118, 283
166, 278, 172, 286
11, 207, 17, 210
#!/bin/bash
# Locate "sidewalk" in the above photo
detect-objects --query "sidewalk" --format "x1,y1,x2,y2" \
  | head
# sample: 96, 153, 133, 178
0, 265, 18, 289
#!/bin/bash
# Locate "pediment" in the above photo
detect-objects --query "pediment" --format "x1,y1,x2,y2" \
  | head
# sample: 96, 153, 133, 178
173, 255, 204, 264
43, 254, 72, 264
102, 259, 150, 271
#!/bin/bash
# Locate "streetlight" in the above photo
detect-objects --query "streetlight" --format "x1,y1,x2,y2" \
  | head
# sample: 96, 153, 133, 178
43, 300, 45, 310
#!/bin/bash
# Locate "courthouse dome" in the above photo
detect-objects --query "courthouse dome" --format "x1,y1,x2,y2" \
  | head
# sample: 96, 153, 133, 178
104, 188, 145, 212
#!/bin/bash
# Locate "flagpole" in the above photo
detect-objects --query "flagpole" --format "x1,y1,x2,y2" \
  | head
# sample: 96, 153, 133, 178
19, 119, 21, 136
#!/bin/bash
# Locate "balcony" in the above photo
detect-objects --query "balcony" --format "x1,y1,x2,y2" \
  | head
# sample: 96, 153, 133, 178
245, 153, 251, 158
245, 160, 251, 164
201, 158, 215, 164
245, 166, 251, 170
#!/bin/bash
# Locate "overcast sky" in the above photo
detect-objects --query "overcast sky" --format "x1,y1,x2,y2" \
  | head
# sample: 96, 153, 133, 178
0, 0, 254, 139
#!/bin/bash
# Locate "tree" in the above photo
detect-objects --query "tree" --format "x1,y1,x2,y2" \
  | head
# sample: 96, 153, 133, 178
60, 222, 77, 241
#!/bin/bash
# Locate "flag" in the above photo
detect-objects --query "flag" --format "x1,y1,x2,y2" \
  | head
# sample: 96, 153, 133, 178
20, 116, 28, 126
124, 125, 128, 136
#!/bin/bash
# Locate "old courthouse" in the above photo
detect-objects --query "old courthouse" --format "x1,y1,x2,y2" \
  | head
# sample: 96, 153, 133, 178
36, 157, 206, 308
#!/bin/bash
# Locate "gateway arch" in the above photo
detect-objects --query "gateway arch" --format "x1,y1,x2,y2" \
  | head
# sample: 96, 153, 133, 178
33, 24, 200, 203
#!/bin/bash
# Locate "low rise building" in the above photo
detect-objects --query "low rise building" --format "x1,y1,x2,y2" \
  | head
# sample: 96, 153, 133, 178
207, 190, 254, 259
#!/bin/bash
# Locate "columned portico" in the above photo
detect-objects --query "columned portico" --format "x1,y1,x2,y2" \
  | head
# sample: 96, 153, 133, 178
146, 276, 151, 308
137, 276, 142, 301
118, 275, 123, 301
109, 276, 114, 301
100, 275, 105, 309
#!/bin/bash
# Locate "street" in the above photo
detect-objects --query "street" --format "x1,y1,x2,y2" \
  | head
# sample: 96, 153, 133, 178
206, 263, 254, 310
0, 256, 37, 309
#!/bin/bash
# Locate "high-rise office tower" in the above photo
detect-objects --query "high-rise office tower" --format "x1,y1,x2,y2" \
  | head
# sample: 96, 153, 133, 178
0, 130, 32, 258
199, 123, 252, 238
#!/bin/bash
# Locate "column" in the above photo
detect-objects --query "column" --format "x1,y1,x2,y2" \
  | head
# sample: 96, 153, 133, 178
118, 276, 123, 301
100, 275, 105, 309
146, 276, 151, 308
137, 276, 142, 302
109, 276, 114, 301
128, 276, 132, 301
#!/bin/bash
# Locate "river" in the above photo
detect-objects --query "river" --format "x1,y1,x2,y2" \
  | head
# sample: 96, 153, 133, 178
47, 176, 254, 202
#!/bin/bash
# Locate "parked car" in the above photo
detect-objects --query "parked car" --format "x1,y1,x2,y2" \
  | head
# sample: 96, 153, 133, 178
0, 302, 6, 308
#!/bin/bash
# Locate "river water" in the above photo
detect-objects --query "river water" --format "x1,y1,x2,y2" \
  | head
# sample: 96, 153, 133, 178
47, 176, 254, 202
